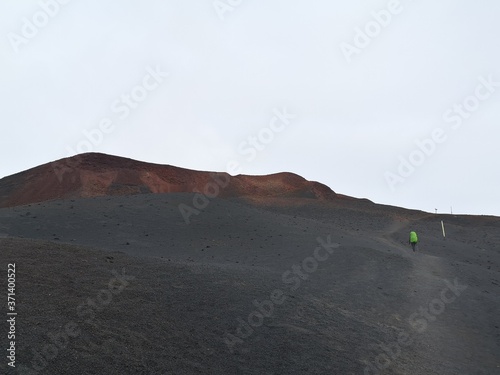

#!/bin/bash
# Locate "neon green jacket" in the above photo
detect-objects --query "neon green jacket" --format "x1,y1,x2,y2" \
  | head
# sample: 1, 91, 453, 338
409, 231, 418, 243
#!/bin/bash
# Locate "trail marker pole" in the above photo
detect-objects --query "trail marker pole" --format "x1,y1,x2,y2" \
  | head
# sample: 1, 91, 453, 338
441, 220, 446, 239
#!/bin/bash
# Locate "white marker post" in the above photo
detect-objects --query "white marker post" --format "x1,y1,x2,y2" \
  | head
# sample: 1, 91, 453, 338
441, 220, 446, 239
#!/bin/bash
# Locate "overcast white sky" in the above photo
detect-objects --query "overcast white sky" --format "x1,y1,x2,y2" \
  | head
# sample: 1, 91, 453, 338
1, 0, 499, 215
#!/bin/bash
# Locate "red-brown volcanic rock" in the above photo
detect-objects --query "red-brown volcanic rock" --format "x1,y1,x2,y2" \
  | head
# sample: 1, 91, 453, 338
0, 153, 338, 208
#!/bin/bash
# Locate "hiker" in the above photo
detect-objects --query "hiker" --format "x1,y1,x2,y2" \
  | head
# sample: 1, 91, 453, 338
409, 231, 418, 252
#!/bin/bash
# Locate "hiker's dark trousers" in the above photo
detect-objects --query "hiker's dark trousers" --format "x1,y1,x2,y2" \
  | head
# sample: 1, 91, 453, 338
411, 242, 417, 252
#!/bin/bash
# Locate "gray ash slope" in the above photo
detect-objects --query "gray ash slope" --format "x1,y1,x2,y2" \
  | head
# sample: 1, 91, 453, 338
0, 193, 499, 374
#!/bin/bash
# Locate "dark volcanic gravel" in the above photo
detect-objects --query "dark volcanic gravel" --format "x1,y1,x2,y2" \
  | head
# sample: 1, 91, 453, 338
0, 194, 499, 374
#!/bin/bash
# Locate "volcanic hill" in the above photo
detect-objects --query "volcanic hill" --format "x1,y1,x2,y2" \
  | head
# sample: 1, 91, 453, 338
1, 153, 499, 374
0, 153, 337, 208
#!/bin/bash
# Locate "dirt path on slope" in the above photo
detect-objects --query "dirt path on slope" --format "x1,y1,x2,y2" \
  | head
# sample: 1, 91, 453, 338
368, 218, 476, 374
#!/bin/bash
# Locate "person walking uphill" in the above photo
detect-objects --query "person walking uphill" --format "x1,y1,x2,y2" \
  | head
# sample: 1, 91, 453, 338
409, 231, 418, 252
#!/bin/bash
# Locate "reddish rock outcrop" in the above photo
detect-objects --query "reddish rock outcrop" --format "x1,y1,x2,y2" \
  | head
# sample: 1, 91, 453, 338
0, 153, 338, 208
